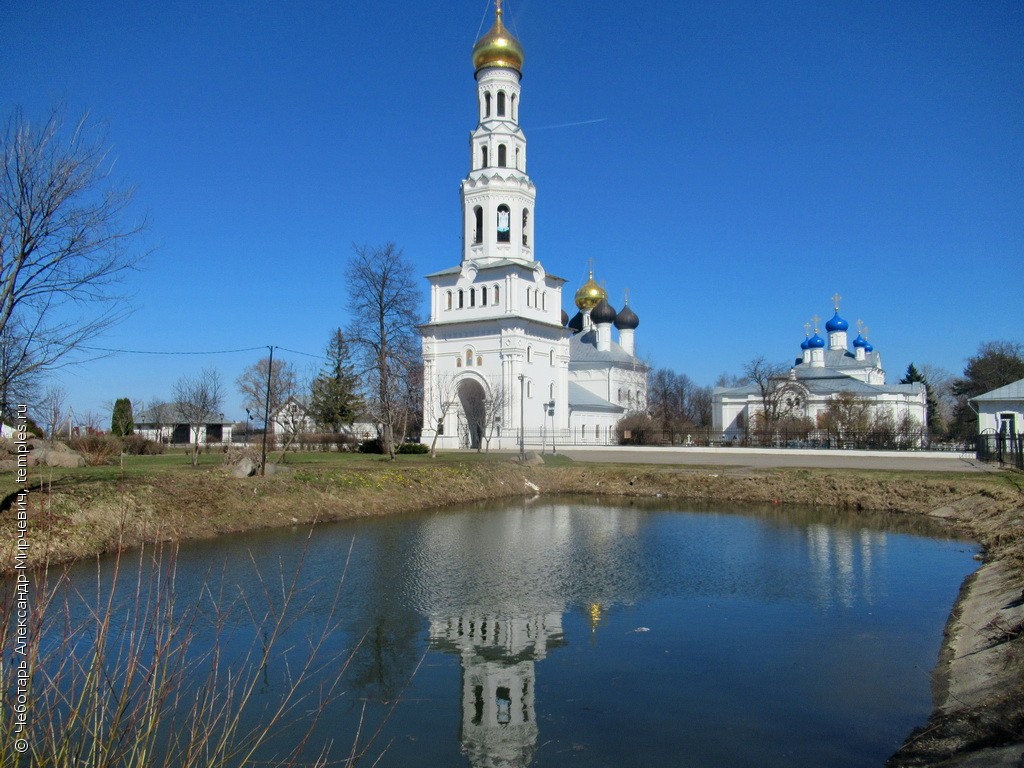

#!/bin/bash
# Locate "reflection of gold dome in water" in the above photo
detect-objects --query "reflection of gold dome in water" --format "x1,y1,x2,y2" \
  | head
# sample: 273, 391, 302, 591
589, 602, 603, 633
472, 1, 524, 74
574, 272, 606, 311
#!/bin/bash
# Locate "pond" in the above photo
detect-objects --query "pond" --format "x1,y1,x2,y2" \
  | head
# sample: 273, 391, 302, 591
25, 497, 977, 767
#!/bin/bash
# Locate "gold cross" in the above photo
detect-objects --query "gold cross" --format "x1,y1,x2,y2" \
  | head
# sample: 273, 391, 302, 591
832, 292, 842, 311
803, 322, 811, 337
811, 314, 820, 332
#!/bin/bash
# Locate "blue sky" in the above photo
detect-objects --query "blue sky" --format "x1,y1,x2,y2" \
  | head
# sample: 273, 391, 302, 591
4, 0, 1022, 422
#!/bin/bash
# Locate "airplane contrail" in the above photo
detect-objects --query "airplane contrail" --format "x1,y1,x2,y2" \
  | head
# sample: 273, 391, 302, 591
527, 117, 609, 131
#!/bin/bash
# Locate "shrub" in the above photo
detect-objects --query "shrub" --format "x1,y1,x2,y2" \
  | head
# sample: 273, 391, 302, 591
396, 442, 428, 454
69, 434, 123, 465
358, 438, 384, 454
615, 413, 661, 446
120, 434, 165, 455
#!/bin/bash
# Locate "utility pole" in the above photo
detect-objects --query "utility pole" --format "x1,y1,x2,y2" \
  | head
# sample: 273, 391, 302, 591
261, 345, 274, 476
518, 373, 525, 462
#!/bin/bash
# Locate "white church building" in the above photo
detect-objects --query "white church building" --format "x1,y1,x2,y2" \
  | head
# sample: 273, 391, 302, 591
420, 3, 646, 451
712, 299, 928, 441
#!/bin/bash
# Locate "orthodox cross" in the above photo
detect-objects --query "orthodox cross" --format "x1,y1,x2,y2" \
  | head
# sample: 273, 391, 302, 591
832, 292, 842, 311
811, 314, 820, 333
804, 321, 811, 337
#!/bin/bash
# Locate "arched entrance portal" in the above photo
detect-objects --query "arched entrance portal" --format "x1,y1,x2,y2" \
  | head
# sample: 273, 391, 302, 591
457, 378, 486, 449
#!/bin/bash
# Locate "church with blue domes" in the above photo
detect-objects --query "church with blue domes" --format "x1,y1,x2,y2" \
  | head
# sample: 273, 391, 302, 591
712, 296, 928, 439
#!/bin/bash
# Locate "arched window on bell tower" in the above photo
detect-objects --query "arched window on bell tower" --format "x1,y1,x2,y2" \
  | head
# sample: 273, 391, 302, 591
498, 144, 507, 168
473, 207, 483, 244
510, 94, 517, 122
484, 92, 491, 118
497, 205, 510, 243
481, 145, 488, 168
522, 209, 529, 246
497, 91, 506, 116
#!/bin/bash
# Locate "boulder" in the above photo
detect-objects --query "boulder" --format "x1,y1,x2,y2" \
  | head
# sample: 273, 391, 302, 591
231, 457, 258, 478
38, 449, 85, 468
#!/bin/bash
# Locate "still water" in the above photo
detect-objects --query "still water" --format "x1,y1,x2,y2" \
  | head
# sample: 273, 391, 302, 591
48, 497, 977, 767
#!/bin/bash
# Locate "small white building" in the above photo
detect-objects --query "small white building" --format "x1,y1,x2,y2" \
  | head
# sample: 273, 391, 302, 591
134, 405, 233, 445
970, 378, 1024, 438
269, 396, 317, 437
713, 301, 927, 440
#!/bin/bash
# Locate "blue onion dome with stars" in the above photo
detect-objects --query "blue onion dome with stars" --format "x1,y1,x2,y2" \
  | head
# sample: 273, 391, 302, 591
590, 297, 617, 325
852, 333, 868, 349
614, 303, 639, 330
808, 332, 826, 349
800, 335, 812, 351
825, 310, 849, 332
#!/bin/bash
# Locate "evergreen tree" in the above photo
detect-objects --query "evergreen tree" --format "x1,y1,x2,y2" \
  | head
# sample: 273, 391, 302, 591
949, 341, 1024, 440
310, 329, 362, 433
901, 362, 943, 436
110, 397, 134, 436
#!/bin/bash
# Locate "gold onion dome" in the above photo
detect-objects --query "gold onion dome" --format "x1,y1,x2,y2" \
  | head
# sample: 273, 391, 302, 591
472, 2, 524, 75
574, 272, 606, 311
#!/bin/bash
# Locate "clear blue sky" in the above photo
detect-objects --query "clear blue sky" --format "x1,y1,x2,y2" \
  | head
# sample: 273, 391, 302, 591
4, 0, 1022, 422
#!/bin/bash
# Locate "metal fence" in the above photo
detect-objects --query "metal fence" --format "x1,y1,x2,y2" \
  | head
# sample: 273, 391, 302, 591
620, 428, 936, 451
975, 432, 1024, 470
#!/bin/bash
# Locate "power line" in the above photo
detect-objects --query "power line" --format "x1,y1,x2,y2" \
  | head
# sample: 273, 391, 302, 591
82, 346, 266, 358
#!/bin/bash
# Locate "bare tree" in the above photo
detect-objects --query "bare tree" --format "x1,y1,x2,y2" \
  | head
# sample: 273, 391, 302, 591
345, 243, 422, 460
817, 391, 872, 445
237, 356, 298, 419
0, 107, 145, 416
742, 356, 803, 434
273, 396, 313, 459
146, 398, 173, 443
173, 369, 223, 466
426, 371, 460, 458
479, 378, 510, 453
38, 385, 68, 444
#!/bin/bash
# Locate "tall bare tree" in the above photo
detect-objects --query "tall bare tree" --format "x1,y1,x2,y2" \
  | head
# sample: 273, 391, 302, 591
0, 107, 145, 416
38, 385, 68, 444
345, 243, 422, 459
237, 356, 298, 423
426, 371, 460, 458
478, 377, 510, 453
173, 368, 223, 466
145, 398, 173, 443
742, 356, 803, 433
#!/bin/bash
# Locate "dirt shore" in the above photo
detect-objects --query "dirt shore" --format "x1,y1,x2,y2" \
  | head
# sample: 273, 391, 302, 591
2, 458, 1022, 765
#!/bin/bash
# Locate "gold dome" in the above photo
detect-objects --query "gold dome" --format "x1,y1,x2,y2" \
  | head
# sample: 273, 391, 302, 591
574, 271, 606, 311
472, 1, 524, 75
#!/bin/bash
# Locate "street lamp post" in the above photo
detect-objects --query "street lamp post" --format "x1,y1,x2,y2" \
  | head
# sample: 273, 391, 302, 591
518, 374, 525, 462
547, 400, 556, 454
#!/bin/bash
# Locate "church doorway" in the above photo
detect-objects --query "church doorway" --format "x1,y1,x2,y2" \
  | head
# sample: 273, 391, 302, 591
457, 378, 486, 449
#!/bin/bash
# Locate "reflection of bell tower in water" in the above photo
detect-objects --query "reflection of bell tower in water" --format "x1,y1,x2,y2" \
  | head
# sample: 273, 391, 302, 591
429, 613, 565, 768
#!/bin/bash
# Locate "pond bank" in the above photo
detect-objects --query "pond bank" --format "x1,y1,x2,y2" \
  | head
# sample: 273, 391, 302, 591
2, 459, 1022, 766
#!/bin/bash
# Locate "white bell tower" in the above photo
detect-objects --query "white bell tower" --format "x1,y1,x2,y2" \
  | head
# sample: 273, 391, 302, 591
420, 0, 571, 452
462, 0, 535, 266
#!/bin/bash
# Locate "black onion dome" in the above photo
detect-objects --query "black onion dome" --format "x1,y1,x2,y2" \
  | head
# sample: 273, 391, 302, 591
567, 311, 584, 333
591, 298, 617, 325
561, 309, 569, 327
614, 303, 639, 330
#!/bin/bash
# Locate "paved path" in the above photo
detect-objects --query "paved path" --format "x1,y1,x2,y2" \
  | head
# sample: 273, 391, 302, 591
556, 446, 993, 473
